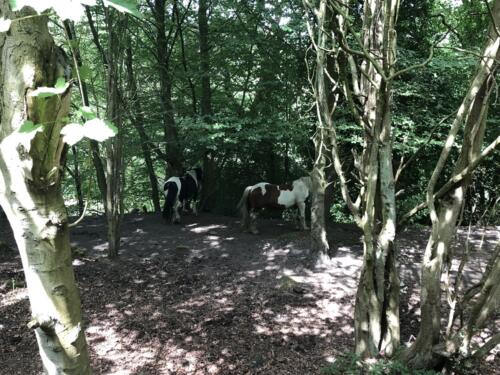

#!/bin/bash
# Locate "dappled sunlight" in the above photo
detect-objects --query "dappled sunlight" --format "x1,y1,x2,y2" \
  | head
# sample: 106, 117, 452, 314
0, 288, 28, 308
3, 213, 498, 373
188, 224, 228, 234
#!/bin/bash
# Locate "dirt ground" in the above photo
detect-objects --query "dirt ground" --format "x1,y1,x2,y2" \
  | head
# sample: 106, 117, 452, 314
0, 212, 499, 375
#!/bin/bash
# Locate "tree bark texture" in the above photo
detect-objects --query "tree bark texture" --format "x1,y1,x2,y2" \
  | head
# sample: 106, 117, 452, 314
125, 41, 161, 213
0, 5, 91, 373
306, 0, 400, 356
104, 9, 126, 258
71, 146, 85, 215
405, 1, 500, 367
198, 0, 212, 119
154, 0, 183, 175
198, 0, 217, 211
352, 0, 400, 358
309, 0, 333, 258
64, 20, 108, 205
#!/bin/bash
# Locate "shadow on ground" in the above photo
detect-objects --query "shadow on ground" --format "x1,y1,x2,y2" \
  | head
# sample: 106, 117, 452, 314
0, 213, 498, 374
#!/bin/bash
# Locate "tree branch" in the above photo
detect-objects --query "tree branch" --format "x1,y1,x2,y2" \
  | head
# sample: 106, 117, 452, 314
399, 134, 500, 224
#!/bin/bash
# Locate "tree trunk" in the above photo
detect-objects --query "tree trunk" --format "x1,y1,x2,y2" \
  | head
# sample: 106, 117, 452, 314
154, 0, 183, 175
0, 5, 90, 373
310, 144, 330, 259
405, 3, 500, 365
198, 0, 212, 119
104, 9, 126, 258
72, 146, 85, 215
198, 0, 217, 211
64, 20, 107, 205
310, 0, 333, 259
125, 41, 161, 213
350, 0, 400, 358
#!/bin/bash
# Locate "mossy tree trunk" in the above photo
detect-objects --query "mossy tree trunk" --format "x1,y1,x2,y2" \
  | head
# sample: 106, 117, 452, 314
0, 4, 90, 373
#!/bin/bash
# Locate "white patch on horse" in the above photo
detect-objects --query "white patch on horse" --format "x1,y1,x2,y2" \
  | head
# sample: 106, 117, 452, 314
252, 182, 268, 196
186, 170, 198, 188
277, 190, 295, 208
293, 178, 310, 201
165, 176, 181, 199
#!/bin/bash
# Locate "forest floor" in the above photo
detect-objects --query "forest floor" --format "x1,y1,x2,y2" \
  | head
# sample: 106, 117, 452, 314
0, 212, 499, 375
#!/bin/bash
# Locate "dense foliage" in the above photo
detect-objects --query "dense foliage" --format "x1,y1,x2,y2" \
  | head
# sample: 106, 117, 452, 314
56, 0, 498, 224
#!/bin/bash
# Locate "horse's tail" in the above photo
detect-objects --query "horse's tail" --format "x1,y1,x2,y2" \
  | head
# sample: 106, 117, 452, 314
163, 181, 178, 220
237, 186, 253, 222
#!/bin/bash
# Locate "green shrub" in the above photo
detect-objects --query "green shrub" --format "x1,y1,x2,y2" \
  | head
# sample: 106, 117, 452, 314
321, 353, 440, 375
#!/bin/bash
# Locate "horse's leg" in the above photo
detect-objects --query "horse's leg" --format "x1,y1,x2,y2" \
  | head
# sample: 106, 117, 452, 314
249, 209, 259, 234
297, 201, 309, 230
162, 200, 169, 220
172, 200, 181, 224
192, 192, 198, 216
240, 207, 248, 231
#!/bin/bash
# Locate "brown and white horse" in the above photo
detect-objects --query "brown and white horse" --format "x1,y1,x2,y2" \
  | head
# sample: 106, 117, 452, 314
237, 176, 312, 234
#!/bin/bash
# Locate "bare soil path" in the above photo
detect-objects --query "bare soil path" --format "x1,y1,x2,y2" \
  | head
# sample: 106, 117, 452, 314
0, 213, 498, 374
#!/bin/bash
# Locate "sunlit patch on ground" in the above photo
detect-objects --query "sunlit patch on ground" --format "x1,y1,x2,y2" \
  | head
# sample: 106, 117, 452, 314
1, 214, 498, 374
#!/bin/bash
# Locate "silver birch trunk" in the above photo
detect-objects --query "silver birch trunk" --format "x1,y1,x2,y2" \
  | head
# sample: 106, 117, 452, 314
0, 4, 91, 373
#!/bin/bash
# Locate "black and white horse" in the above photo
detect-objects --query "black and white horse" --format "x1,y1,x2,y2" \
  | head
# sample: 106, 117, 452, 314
162, 167, 203, 223
237, 176, 312, 234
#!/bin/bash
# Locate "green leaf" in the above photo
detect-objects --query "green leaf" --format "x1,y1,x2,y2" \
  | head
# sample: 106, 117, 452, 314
83, 118, 118, 142
0, 18, 11, 32
60, 123, 85, 146
103, 0, 143, 18
54, 77, 66, 90
77, 65, 91, 81
78, 106, 97, 120
29, 78, 70, 98
18, 120, 43, 134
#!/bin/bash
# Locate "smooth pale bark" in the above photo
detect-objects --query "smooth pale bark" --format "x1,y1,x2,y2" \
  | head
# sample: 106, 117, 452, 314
125, 41, 161, 213
0, 5, 90, 373
405, 2, 500, 365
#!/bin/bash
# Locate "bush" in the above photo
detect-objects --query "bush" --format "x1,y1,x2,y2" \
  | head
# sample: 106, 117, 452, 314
321, 353, 440, 375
